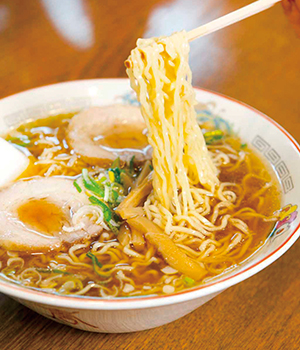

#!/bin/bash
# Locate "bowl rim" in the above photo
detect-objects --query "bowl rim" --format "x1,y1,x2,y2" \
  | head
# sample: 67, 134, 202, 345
0, 78, 299, 310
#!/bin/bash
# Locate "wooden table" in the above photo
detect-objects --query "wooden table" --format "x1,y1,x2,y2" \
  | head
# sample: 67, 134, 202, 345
0, 0, 299, 349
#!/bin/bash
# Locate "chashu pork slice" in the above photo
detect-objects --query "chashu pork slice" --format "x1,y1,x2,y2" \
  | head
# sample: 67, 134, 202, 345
0, 177, 102, 252
67, 105, 151, 165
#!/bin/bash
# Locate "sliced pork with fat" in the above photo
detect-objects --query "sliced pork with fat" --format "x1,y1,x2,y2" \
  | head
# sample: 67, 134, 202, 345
67, 105, 151, 165
0, 177, 102, 252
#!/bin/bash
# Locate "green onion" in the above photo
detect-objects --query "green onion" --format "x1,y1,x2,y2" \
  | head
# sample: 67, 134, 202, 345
82, 169, 104, 197
109, 167, 124, 184
89, 190, 121, 236
111, 182, 123, 191
204, 130, 224, 145
111, 157, 120, 168
53, 269, 71, 275
88, 195, 120, 224
36, 268, 71, 275
86, 251, 103, 268
73, 180, 82, 193
98, 176, 107, 184
183, 276, 195, 287
86, 251, 111, 278
111, 189, 119, 202
107, 221, 119, 235
241, 143, 247, 149
89, 196, 112, 222
82, 170, 121, 235
129, 155, 135, 173
149, 164, 154, 171
107, 187, 120, 206
7, 136, 31, 147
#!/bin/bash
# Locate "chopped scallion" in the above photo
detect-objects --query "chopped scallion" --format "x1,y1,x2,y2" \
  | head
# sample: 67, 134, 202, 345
89, 196, 112, 222
98, 176, 107, 184
73, 180, 82, 193
112, 189, 119, 201
53, 269, 71, 275
7, 136, 31, 147
204, 130, 224, 145
108, 167, 124, 184
183, 276, 195, 287
82, 169, 104, 197
86, 251, 111, 278
107, 221, 119, 235
86, 251, 103, 268
36, 268, 71, 275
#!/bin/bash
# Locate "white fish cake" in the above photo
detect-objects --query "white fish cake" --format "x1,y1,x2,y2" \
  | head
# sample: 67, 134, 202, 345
0, 138, 30, 187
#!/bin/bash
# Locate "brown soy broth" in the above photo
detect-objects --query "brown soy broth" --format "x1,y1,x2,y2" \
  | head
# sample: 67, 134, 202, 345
13, 113, 74, 157
216, 140, 281, 262
0, 112, 282, 296
5, 113, 90, 178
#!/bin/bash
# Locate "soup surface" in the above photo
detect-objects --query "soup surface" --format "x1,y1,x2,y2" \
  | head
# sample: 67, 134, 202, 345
0, 111, 281, 297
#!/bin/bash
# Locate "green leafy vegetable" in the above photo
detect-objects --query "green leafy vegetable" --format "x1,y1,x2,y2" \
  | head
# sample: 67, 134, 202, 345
204, 130, 224, 145
241, 143, 247, 149
183, 276, 195, 287
73, 180, 82, 193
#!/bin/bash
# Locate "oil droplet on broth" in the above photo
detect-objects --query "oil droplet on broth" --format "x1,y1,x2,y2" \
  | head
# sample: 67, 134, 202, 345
17, 199, 67, 236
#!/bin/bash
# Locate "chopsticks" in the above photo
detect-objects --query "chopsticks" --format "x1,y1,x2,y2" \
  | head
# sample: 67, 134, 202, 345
187, 0, 282, 42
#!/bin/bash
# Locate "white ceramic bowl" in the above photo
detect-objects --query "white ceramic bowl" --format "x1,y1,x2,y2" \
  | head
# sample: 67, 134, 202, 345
0, 79, 299, 333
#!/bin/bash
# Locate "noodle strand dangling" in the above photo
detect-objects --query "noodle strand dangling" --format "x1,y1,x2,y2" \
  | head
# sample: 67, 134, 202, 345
126, 31, 219, 218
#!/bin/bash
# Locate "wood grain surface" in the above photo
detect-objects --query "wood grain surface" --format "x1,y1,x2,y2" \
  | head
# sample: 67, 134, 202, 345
0, 0, 299, 349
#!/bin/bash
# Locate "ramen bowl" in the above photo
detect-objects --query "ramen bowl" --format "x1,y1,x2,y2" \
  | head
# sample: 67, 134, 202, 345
0, 79, 299, 333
